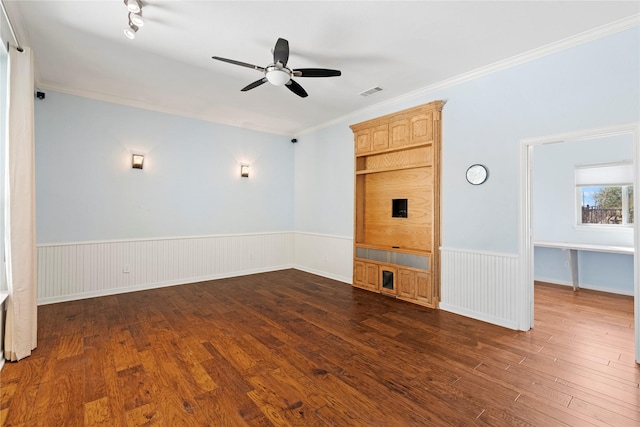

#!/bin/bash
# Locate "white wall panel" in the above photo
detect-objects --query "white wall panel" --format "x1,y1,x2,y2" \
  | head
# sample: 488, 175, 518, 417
37, 232, 294, 304
293, 232, 353, 283
440, 247, 521, 330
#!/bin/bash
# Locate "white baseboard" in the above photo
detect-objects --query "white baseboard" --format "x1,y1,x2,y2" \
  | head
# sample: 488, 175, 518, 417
38, 264, 294, 305
534, 277, 633, 296
293, 265, 351, 284
439, 302, 520, 331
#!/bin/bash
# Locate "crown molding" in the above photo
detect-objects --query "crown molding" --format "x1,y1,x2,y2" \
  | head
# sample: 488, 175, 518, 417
296, 14, 640, 136
35, 81, 293, 137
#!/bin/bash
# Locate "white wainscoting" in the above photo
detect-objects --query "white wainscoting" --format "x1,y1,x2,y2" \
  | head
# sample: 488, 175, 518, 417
293, 232, 353, 284
440, 247, 522, 330
37, 232, 295, 304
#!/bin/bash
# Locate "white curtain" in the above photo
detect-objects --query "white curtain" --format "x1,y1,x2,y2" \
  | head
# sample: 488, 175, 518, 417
4, 44, 37, 362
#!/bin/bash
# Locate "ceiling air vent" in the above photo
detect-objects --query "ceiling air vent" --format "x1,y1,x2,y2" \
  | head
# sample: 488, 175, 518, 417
359, 86, 383, 97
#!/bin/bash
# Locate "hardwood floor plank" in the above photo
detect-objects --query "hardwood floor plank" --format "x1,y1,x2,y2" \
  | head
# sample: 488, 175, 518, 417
1, 271, 638, 426
505, 361, 640, 419
84, 397, 111, 427
123, 402, 166, 426
568, 396, 638, 426
35, 354, 85, 426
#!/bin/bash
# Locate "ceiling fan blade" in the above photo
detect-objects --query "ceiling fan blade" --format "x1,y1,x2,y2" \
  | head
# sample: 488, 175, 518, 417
293, 68, 342, 78
241, 78, 268, 92
212, 56, 265, 72
286, 79, 308, 98
273, 38, 289, 66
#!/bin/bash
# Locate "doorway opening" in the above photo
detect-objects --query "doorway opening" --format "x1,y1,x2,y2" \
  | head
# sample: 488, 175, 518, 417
519, 123, 639, 363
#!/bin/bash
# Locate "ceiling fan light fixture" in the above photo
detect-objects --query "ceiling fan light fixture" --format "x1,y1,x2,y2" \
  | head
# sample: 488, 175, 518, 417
125, 0, 141, 13
129, 12, 144, 27
265, 66, 290, 86
124, 24, 138, 39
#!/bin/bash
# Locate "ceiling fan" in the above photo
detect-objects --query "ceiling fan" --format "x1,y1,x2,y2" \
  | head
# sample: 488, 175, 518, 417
212, 38, 341, 98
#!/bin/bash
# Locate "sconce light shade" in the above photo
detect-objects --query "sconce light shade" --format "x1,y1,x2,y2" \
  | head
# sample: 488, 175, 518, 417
132, 154, 144, 169
240, 165, 249, 178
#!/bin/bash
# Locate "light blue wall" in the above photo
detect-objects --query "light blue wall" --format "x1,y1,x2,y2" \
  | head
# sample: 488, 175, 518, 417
295, 27, 639, 255
293, 125, 354, 237
35, 92, 294, 243
535, 246, 634, 295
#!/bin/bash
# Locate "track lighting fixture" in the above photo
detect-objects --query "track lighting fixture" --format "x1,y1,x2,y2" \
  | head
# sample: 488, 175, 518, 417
123, 0, 144, 39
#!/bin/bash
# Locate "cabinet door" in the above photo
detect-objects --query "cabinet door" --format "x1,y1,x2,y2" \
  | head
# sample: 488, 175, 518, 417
416, 272, 432, 304
397, 269, 416, 299
365, 263, 379, 291
354, 260, 366, 288
355, 129, 372, 154
409, 111, 434, 145
371, 124, 389, 151
389, 116, 409, 149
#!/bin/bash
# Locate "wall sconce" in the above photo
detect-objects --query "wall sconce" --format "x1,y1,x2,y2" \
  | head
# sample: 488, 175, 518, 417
240, 165, 249, 178
132, 154, 144, 169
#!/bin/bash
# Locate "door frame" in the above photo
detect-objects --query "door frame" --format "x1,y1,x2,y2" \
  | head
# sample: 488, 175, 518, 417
518, 122, 640, 363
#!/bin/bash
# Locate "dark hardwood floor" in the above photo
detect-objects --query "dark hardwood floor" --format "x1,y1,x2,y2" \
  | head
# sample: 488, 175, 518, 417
1, 270, 638, 426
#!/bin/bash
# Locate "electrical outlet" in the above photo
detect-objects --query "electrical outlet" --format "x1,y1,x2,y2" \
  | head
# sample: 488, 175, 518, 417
123, 264, 130, 273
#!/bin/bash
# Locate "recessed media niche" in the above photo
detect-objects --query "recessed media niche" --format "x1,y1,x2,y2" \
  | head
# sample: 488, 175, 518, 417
392, 199, 408, 218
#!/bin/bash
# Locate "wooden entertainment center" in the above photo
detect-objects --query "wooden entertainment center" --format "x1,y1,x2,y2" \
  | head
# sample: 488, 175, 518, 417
350, 100, 444, 308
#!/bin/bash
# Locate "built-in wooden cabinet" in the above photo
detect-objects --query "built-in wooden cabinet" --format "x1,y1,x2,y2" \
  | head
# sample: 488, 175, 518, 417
351, 100, 443, 309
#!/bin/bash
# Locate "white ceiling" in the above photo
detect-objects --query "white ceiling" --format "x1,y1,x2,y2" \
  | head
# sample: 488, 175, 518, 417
4, 1, 639, 135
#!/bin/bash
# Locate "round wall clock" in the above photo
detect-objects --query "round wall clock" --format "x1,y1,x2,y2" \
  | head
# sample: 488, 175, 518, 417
466, 164, 488, 185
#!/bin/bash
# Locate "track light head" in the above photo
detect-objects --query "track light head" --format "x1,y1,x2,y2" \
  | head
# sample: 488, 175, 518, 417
129, 12, 144, 27
124, 23, 139, 39
125, 0, 141, 14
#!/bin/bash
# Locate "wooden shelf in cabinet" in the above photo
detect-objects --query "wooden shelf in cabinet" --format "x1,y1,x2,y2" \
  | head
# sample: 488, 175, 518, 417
355, 141, 432, 158
355, 144, 433, 174
356, 163, 430, 175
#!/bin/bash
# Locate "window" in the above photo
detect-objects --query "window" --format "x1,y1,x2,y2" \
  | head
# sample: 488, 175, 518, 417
576, 162, 634, 226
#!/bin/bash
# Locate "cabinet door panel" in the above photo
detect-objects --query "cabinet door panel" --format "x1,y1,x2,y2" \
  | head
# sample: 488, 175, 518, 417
416, 272, 432, 304
372, 124, 389, 151
410, 112, 434, 145
355, 129, 372, 154
398, 269, 416, 299
389, 117, 409, 149
354, 261, 366, 287
365, 263, 379, 291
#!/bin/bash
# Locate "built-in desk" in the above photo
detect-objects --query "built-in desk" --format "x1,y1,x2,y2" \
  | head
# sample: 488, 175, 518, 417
534, 241, 634, 291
